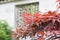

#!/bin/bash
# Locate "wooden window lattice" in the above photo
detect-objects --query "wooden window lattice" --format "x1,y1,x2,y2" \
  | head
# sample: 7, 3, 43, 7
15, 2, 39, 27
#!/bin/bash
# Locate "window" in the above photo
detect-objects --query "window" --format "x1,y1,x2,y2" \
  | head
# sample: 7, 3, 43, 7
15, 2, 39, 27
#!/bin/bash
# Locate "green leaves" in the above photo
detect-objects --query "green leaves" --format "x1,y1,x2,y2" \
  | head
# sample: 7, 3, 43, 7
0, 20, 11, 40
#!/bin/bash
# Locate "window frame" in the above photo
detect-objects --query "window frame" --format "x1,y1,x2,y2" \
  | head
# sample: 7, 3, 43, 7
14, 1, 39, 27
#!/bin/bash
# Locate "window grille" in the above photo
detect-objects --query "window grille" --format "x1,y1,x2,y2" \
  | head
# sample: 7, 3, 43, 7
15, 2, 39, 27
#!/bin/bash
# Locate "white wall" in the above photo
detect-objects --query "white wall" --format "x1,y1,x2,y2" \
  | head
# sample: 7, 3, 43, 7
39, 0, 57, 12
0, 0, 57, 30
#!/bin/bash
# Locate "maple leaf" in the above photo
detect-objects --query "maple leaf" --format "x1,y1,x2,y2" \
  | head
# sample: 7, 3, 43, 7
56, 0, 60, 2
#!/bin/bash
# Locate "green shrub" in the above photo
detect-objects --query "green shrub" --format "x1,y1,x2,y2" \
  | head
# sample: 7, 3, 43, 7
0, 20, 11, 40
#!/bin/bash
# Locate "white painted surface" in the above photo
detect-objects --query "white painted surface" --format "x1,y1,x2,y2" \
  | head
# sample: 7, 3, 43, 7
39, 0, 57, 13
0, 0, 57, 30
0, 0, 58, 40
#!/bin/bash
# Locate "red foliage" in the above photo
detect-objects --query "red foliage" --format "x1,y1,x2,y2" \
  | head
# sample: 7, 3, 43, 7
22, 13, 33, 24
13, 1, 60, 40
56, 0, 60, 9
56, 0, 60, 2
13, 11, 60, 40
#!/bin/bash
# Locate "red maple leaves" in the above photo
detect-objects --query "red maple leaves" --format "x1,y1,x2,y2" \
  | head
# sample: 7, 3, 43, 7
13, 11, 60, 40
22, 11, 60, 24
56, 0, 60, 2
12, 0, 60, 40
